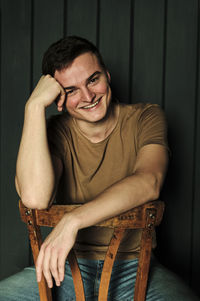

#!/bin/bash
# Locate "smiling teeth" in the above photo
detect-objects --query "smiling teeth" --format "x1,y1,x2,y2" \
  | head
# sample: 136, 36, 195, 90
83, 99, 100, 109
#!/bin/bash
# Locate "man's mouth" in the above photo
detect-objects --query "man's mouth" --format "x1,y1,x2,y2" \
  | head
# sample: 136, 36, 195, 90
82, 98, 101, 109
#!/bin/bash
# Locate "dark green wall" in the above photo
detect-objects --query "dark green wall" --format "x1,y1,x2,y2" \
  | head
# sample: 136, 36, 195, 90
1, 0, 200, 296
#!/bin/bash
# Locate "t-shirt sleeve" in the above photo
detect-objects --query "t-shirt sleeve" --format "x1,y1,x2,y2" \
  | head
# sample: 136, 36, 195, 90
137, 104, 168, 150
47, 115, 69, 161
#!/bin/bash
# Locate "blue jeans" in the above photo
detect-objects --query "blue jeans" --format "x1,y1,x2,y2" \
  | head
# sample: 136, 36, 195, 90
0, 257, 199, 301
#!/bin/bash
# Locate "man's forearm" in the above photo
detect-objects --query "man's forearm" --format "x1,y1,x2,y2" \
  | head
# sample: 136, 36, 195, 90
67, 171, 160, 231
71, 143, 169, 231
16, 100, 55, 209
16, 75, 66, 209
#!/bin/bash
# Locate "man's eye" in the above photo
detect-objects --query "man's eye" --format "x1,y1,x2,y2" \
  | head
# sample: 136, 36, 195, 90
66, 89, 75, 95
89, 77, 99, 84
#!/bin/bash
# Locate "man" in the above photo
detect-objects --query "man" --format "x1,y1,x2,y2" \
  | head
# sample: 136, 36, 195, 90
0, 36, 199, 300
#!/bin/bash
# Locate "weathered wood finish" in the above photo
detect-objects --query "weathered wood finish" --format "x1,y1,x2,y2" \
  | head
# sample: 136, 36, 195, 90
21, 206, 52, 301
19, 200, 164, 301
20, 201, 164, 229
67, 250, 85, 301
98, 228, 125, 300
134, 208, 158, 301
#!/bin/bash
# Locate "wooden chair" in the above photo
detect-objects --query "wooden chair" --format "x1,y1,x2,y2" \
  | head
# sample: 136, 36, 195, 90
19, 200, 164, 301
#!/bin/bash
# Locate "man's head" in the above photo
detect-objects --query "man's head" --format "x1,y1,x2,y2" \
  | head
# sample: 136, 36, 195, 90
42, 36, 112, 126
42, 36, 107, 76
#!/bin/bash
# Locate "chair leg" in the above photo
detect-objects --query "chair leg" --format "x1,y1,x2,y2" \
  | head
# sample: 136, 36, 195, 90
134, 228, 153, 301
24, 207, 53, 301
134, 208, 157, 301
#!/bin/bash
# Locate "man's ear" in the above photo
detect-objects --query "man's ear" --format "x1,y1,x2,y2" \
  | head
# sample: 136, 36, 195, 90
106, 71, 111, 83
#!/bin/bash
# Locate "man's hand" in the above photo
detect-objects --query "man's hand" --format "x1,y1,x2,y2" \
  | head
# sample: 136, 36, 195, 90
36, 213, 79, 288
28, 75, 66, 112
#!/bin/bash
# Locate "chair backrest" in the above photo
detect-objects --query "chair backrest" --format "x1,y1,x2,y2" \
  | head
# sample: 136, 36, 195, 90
19, 200, 164, 301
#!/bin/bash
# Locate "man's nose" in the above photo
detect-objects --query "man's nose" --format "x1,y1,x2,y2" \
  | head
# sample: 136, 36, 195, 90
81, 87, 95, 102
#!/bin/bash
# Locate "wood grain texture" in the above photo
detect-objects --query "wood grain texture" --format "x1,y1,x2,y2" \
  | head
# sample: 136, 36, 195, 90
67, 250, 86, 301
132, 0, 165, 106
19, 200, 164, 301
162, 0, 198, 282
98, 228, 125, 300
0, 0, 32, 280
66, 0, 98, 43
99, 0, 132, 102
32, 0, 64, 118
22, 206, 52, 301
19, 200, 164, 229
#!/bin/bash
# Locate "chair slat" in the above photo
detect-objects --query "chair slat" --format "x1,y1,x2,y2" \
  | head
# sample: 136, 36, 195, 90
21, 201, 164, 229
98, 228, 125, 300
68, 249, 85, 301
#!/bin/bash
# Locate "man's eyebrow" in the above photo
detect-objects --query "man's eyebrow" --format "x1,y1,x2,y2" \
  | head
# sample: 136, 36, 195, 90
64, 85, 76, 91
87, 71, 102, 83
63, 71, 102, 91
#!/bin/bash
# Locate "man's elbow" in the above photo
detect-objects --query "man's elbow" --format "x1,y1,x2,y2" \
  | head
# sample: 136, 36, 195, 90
18, 188, 52, 210
20, 194, 51, 210
15, 176, 54, 209
148, 172, 162, 201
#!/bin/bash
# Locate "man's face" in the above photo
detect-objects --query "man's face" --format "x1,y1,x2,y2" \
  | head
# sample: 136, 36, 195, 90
54, 52, 111, 124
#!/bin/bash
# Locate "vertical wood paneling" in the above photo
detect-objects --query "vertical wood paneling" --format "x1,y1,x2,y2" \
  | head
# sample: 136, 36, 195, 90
33, 0, 64, 85
0, 0, 200, 296
163, 0, 198, 282
132, 0, 166, 106
32, 0, 64, 118
99, 0, 132, 102
0, 0, 32, 279
66, 0, 98, 44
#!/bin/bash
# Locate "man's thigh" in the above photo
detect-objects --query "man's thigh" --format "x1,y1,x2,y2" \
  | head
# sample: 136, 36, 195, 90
0, 261, 93, 301
107, 258, 200, 301
1, 258, 199, 301
0, 265, 77, 301
146, 259, 200, 301
55, 259, 98, 301
0, 267, 39, 301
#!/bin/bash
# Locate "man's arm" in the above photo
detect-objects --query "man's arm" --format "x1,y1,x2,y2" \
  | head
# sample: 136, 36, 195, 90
71, 144, 168, 228
15, 75, 65, 209
36, 143, 168, 287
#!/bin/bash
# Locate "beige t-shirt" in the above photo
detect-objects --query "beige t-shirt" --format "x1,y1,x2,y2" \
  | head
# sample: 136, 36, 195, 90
47, 102, 168, 259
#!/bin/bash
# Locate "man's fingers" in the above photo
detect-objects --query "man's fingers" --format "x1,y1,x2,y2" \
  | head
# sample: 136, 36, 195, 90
50, 252, 60, 286
42, 245, 53, 288
35, 215, 77, 288
58, 252, 67, 282
36, 246, 45, 283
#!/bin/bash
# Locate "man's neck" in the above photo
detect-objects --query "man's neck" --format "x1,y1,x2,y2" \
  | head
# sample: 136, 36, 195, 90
74, 103, 119, 143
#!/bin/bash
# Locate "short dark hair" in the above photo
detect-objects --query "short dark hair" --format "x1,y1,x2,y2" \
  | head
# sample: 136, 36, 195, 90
42, 36, 106, 76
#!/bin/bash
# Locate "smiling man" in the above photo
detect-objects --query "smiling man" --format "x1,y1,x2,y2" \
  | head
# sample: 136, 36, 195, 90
0, 36, 199, 301
54, 52, 116, 142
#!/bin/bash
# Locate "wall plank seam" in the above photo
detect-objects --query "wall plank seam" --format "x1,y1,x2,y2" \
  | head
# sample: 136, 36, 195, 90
63, 0, 67, 37
162, 0, 168, 110
129, 0, 134, 104
96, 0, 100, 48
